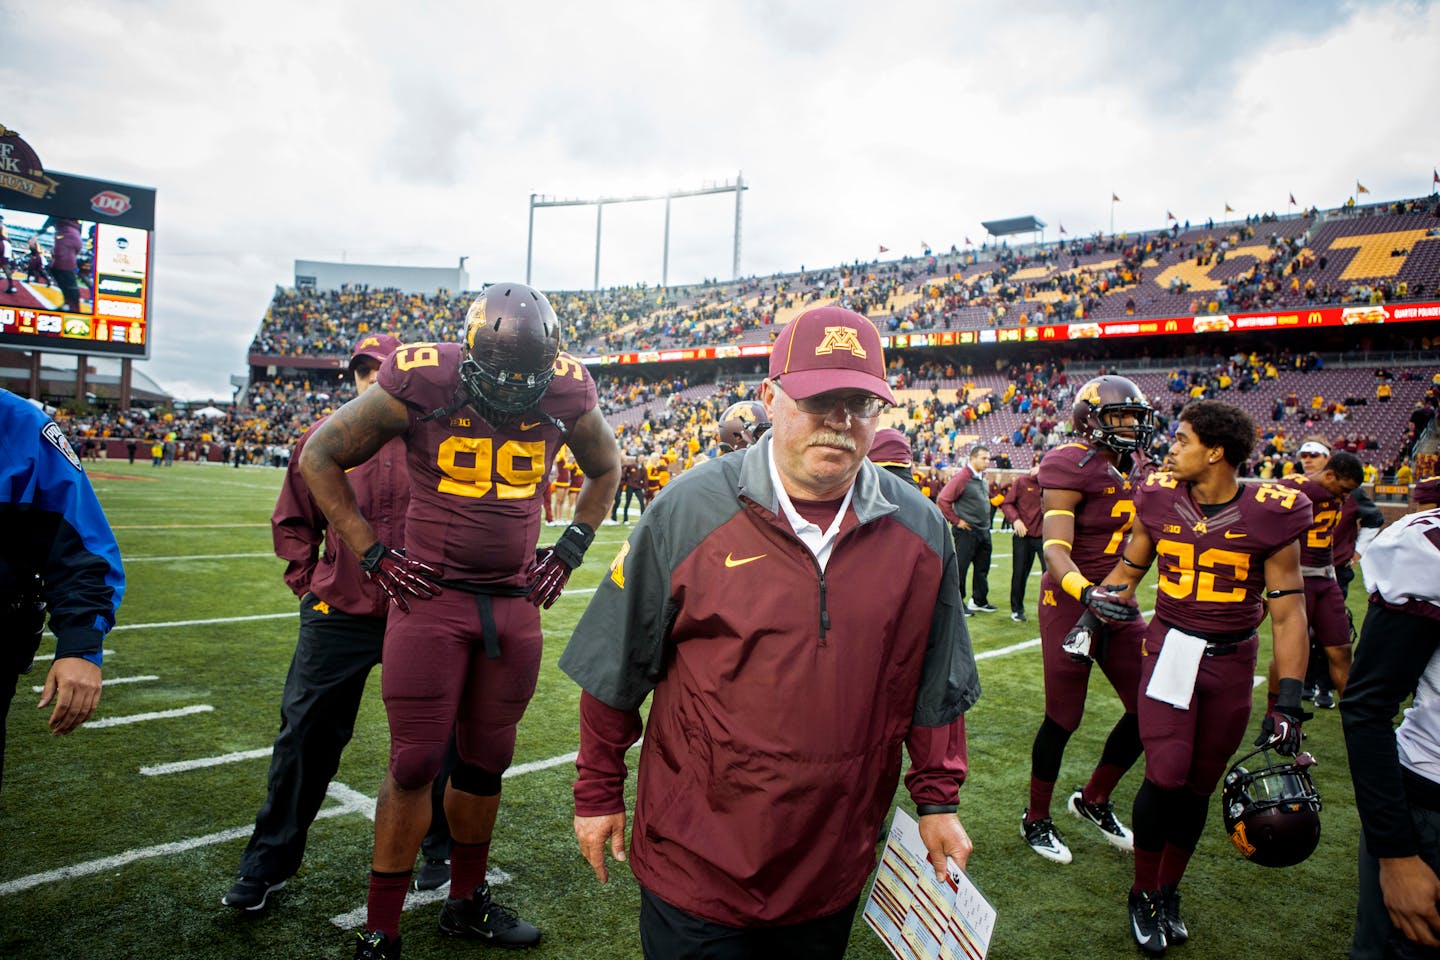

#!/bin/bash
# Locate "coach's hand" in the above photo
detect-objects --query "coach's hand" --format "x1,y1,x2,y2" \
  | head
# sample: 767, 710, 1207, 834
526, 523, 595, 609
575, 812, 628, 883
918, 812, 974, 879
359, 542, 440, 613
1081, 583, 1139, 624
38, 656, 102, 735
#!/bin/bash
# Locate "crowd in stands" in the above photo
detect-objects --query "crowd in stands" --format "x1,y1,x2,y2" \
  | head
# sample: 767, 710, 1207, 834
246, 194, 1438, 368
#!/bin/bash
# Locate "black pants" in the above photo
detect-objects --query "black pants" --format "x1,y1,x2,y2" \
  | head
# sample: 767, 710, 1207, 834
621, 488, 645, 520
639, 887, 859, 960
952, 528, 992, 606
1354, 806, 1440, 959
237, 595, 453, 881
1, 596, 46, 793
1010, 533, 1044, 615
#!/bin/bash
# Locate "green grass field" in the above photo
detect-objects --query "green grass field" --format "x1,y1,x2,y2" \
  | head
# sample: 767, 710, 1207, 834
0, 460, 1361, 959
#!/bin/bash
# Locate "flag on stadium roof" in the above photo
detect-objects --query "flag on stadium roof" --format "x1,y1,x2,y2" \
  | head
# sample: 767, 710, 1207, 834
1058, 224, 1067, 235
879, 244, 889, 254
1432, 169, 1438, 185
1289, 192, 1297, 205
1357, 180, 1371, 194
1224, 203, 1235, 212
1111, 193, 1120, 202
1166, 210, 1176, 221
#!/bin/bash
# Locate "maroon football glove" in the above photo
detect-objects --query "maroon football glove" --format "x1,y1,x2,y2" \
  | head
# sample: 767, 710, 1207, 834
1255, 679, 1311, 756
359, 542, 440, 613
526, 523, 596, 609
1080, 583, 1139, 624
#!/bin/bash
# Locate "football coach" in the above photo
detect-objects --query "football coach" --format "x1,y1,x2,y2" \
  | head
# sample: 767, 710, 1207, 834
560, 306, 981, 959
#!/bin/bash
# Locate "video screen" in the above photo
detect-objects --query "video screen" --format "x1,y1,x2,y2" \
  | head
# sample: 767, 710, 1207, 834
0, 170, 155, 358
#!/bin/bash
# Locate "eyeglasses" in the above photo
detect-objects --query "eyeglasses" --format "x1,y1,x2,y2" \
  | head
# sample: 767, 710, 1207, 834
775, 381, 885, 419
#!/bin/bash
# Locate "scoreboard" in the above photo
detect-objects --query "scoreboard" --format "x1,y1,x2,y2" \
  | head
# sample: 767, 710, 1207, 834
0, 169, 156, 358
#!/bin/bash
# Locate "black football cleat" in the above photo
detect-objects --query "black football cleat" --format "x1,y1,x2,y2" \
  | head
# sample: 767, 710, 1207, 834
353, 930, 401, 959
1128, 889, 1168, 956
438, 881, 541, 947
1021, 809, 1072, 864
1160, 884, 1189, 945
1068, 788, 1135, 851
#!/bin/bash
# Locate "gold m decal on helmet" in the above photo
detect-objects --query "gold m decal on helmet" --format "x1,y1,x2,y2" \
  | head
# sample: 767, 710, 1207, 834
814, 326, 867, 358
465, 299, 489, 350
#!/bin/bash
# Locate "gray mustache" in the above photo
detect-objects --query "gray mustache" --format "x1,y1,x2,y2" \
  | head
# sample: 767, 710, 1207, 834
808, 431, 857, 451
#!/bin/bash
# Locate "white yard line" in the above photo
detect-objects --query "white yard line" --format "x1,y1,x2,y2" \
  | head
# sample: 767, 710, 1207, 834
126, 552, 274, 562
0, 782, 370, 898
110, 612, 296, 631
140, 747, 275, 777
33, 649, 114, 662
83, 705, 214, 729
32, 674, 158, 694
111, 522, 270, 530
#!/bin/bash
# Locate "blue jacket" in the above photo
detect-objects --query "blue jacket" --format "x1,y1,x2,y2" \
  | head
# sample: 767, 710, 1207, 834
0, 389, 124, 664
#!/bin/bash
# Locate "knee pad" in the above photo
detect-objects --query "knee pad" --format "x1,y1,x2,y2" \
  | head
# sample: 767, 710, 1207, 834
1031, 715, 1074, 783
390, 744, 446, 791
450, 762, 502, 797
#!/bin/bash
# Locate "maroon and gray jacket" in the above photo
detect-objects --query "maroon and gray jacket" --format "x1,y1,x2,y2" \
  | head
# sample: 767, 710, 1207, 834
272, 418, 409, 618
560, 435, 980, 927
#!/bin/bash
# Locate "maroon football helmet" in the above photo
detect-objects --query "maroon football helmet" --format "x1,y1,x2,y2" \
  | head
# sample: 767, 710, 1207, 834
1222, 746, 1322, 868
716, 400, 770, 453
461, 283, 560, 424
1071, 375, 1157, 454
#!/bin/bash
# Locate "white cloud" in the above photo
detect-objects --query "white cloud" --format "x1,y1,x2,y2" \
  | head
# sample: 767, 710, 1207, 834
2, 0, 1435, 398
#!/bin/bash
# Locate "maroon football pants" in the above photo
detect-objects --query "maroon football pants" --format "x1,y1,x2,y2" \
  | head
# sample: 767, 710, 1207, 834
380, 590, 543, 789
1137, 621, 1259, 794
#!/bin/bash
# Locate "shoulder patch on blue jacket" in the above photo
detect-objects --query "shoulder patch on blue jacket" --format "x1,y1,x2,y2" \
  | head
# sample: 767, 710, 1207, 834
42, 421, 83, 471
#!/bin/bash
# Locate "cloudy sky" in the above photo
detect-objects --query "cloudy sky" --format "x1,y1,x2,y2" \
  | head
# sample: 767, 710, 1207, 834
4, 0, 1438, 399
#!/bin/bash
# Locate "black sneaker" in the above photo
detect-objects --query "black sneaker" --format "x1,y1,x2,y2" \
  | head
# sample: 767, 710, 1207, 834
1128, 889, 1168, 956
354, 930, 401, 959
438, 881, 541, 947
1011, 611, 1027, 622
1021, 809, 1072, 864
414, 858, 450, 892
1160, 884, 1189, 945
221, 875, 285, 911
1067, 788, 1134, 851
1314, 689, 1336, 709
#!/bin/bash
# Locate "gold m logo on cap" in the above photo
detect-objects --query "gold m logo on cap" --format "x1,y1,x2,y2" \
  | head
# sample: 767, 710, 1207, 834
814, 326, 867, 359
360, 337, 380, 349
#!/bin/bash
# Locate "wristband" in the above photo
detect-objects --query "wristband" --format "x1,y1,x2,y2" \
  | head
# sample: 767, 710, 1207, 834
916, 804, 958, 816
1061, 570, 1093, 602
1276, 677, 1304, 712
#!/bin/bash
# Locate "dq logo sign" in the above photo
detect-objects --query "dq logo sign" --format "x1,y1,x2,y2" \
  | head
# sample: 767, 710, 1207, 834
90, 190, 132, 216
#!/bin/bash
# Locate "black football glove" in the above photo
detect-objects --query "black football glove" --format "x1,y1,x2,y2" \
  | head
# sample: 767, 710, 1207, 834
526, 522, 595, 609
1255, 678, 1312, 756
1080, 583, 1139, 624
359, 542, 441, 613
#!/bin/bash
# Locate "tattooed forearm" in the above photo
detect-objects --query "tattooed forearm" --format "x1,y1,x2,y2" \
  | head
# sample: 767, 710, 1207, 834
299, 386, 410, 556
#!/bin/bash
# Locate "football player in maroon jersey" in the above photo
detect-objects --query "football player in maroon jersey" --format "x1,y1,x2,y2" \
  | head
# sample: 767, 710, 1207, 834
300, 284, 620, 960
1274, 451, 1364, 707
1022, 376, 1156, 864
1099, 400, 1312, 956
